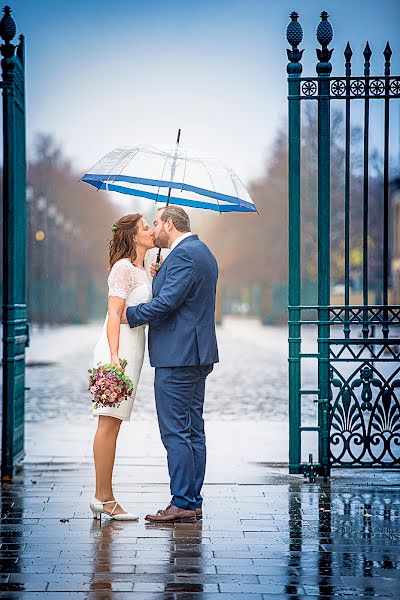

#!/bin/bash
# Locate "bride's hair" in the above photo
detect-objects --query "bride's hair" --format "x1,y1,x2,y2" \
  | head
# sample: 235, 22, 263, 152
109, 213, 143, 270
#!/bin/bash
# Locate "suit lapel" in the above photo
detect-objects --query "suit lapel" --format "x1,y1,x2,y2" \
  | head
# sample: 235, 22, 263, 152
152, 235, 199, 294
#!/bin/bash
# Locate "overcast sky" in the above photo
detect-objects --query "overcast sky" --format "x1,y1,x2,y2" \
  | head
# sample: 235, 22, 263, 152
10, 0, 400, 187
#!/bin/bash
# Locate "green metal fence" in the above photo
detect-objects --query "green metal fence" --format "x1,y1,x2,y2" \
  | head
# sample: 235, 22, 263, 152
1, 7, 28, 479
287, 11, 400, 478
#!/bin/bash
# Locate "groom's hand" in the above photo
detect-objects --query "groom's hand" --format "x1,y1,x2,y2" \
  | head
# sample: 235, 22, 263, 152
120, 304, 128, 325
150, 256, 163, 278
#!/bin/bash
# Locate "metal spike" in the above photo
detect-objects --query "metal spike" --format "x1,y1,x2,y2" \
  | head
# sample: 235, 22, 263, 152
344, 42, 352, 77
384, 41, 392, 61
363, 42, 371, 77
363, 41, 372, 62
344, 42, 353, 61
384, 41, 392, 76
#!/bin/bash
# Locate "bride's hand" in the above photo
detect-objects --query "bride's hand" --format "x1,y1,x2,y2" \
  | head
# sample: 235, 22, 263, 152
150, 256, 163, 278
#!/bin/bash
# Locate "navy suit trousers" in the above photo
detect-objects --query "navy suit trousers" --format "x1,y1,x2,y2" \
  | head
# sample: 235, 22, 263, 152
154, 364, 214, 510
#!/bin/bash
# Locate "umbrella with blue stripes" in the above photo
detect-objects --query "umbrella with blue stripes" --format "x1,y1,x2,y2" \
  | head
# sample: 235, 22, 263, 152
81, 130, 258, 215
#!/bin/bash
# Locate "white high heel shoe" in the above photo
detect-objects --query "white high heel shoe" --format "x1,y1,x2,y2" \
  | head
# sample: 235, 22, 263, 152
90, 497, 139, 522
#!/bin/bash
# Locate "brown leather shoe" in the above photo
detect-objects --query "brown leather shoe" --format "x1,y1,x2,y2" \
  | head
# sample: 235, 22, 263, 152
196, 507, 202, 520
145, 503, 196, 523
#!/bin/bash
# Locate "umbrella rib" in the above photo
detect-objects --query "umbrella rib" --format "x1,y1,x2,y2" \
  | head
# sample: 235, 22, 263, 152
180, 147, 187, 191
155, 151, 171, 204
79, 147, 139, 186
230, 169, 259, 215
225, 165, 248, 213
105, 147, 143, 187
196, 158, 221, 215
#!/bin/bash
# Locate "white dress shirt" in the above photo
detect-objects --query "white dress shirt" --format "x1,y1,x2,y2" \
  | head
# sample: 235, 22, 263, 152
170, 232, 193, 252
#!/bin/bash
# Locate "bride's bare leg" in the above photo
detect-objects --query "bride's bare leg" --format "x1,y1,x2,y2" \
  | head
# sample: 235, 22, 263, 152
93, 415, 126, 515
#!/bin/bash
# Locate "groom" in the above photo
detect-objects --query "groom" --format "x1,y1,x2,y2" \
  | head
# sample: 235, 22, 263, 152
123, 206, 219, 523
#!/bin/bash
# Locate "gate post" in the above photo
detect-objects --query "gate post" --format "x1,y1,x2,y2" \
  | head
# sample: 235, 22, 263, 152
1, 6, 28, 480
316, 12, 333, 478
287, 12, 303, 473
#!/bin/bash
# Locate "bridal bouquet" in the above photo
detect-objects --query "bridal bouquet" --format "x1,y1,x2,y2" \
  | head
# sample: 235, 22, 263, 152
88, 359, 133, 409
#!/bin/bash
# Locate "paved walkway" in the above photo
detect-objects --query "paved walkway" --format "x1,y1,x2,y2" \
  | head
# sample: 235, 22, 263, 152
1, 455, 399, 598
1, 318, 400, 597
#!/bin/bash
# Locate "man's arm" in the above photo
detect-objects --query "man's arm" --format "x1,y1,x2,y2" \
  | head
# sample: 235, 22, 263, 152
126, 250, 195, 327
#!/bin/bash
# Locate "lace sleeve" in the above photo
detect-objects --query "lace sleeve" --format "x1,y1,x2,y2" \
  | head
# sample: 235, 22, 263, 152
108, 261, 133, 299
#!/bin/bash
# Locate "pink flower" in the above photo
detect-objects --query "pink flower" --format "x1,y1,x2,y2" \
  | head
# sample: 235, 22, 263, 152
88, 362, 133, 409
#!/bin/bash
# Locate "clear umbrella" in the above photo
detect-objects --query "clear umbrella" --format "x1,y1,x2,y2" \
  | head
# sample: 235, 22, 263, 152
81, 130, 257, 214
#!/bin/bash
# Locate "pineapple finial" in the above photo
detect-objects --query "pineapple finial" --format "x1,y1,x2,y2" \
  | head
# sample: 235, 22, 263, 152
316, 10, 334, 75
286, 11, 304, 75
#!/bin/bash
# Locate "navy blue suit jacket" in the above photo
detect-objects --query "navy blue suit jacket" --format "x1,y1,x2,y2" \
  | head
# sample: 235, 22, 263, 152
126, 235, 219, 368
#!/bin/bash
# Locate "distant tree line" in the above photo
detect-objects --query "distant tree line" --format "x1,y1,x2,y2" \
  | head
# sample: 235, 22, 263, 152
1, 133, 121, 324
200, 106, 387, 319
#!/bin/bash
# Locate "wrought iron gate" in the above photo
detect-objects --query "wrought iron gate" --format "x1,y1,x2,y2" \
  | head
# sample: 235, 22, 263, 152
1, 7, 28, 480
287, 11, 400, 477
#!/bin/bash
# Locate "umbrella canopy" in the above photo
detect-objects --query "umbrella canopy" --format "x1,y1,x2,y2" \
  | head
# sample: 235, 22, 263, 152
81, 143, 257, 214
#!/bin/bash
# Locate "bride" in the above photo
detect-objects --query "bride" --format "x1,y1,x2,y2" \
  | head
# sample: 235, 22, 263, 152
90, 213, 154, 521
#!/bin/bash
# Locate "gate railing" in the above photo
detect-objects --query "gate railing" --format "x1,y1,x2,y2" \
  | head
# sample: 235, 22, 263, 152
1, 6, 28, 480
287, 11, 400, 477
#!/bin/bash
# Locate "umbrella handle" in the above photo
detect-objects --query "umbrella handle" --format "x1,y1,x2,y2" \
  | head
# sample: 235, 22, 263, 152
156, 248, 162, 264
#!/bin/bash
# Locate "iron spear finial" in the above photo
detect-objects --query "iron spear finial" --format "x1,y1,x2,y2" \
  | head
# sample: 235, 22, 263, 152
384, 41, 392, 77
384, 41, 392, 62
344, 42, 352, 77
344, 41, 352, 62
363, 41, 372, 61
363, 41, 372, 76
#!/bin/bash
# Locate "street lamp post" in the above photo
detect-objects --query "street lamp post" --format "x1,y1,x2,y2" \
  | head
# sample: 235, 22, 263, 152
26, 185, 34, 322
36, 195, 48, 326
47, 203, 58, 324
55, 211, 65, 323
64, 219, 73, 321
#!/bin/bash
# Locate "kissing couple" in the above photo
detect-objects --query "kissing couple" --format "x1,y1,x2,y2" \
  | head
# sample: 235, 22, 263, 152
90, 205, 219, 523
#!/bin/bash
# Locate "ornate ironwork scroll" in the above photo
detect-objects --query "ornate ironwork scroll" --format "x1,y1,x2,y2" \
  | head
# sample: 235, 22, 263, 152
330, 363, 400, 466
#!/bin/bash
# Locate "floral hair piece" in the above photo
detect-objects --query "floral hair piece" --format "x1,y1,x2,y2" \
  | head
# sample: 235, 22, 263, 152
111, 224, 118, 232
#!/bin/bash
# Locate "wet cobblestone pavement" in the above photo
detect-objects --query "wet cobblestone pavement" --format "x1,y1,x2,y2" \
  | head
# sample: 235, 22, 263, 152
1, 462, 399, 598
1, 318, 400, 597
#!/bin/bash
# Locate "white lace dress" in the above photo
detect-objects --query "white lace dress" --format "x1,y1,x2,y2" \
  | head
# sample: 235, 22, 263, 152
92, 258, 152, 421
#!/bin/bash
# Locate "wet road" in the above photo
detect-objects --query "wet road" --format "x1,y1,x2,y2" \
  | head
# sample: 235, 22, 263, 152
22, 317, 318, 424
